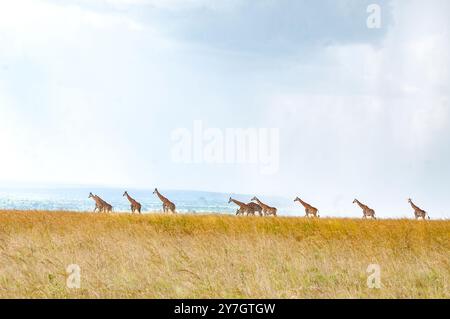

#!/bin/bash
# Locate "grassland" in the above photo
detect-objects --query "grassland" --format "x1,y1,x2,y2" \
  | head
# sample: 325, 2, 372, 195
0, 210, 448, 298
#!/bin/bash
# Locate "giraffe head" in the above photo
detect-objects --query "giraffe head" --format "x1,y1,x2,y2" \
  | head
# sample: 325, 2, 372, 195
353, 199, 357, 204
123, 191, 128, 197
294, 197, 300, 202
228, 197, 233, 204
153, 188, 158, 194
408, 198, 412, 203
88, 192, 94, 198
251, 196, 258, 202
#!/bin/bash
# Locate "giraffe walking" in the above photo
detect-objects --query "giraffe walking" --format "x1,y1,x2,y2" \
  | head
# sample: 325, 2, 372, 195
294, 197, 319, 218
353, 199, 376, 219
88, 192, 103, 213
153, 188, 176, 214
102, 200, 113, 213
88, 192, 113, 213
123, 191, 142, 214
248, 202, 263, 216
228, 197, 256, 216
251, 196, 277, 216
97, 195, 113, 213
236, 202, 262, 216
408, 198, 430, 220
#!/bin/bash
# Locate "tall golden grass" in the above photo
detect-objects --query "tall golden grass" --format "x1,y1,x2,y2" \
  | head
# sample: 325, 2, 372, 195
0, 210, 448, 298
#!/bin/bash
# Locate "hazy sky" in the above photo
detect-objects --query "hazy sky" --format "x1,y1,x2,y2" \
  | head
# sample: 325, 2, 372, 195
0, 0, 449, 217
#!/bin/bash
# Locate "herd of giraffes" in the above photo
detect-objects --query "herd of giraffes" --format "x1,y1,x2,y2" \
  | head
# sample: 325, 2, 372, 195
88, 189, 176, 214
88, 190, 431, 220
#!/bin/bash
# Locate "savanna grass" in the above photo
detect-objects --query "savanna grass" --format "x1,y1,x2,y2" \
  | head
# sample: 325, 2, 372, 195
0, 210, 448, 298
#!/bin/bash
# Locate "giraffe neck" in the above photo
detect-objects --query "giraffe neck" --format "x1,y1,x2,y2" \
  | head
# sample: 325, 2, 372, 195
410, 201, 419, 210
94, 195, 104, 205
155, 190, 167, 203
255, 198, 269, 208
298, 199, 308, 208
355, 200, 365, 209
125, 193, 134, 203
254, 198, 263, 205
231, 199, 246, 208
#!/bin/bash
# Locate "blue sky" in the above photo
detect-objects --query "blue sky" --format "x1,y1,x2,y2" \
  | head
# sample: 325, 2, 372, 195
0, 0, 449, 217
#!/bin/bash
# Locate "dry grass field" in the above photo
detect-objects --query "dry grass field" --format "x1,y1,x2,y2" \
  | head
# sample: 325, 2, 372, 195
0, 210, 448, 298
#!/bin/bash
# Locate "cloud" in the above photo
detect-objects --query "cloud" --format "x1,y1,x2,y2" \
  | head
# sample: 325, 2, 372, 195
137, 0, 394, 56
0, 0, 145, 56
80, 0, 242, 10
264, 0, 450, 150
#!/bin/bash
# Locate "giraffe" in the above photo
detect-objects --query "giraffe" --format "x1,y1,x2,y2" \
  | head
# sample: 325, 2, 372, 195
248, 202, 263, 216
123, 191, 142, 214
353, 199, 376, 219
294, 197, 319, 218
88, 192, 104, 213
251, 196, 277, 217
88, 192, 113, 213
102, 200, 113, 213
408, 198, 429, 220
97, 195, 113, 213
153, 188, 176, 214
228, 197, 256, 216
236, 202, 262, 216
